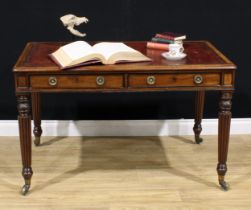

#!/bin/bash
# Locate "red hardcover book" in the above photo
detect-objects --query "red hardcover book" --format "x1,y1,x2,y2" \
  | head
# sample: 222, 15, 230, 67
146, 42, 169, 51
155, 32, 186, 41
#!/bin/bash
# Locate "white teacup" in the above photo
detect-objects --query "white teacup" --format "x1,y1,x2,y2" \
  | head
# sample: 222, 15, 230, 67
168, 43, 184, 57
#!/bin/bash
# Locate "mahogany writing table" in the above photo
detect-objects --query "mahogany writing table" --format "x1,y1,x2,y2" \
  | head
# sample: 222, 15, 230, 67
13, 41, 236, 195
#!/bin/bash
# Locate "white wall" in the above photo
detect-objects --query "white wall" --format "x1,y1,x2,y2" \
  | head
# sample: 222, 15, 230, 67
0, 119, 250, 136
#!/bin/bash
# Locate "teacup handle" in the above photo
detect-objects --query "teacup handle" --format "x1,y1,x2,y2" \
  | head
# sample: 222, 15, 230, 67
179, 47, 184, 54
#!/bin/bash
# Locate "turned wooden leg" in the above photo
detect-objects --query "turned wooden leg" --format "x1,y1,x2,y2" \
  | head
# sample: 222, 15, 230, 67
217, 91, 232, 191
17, 94, 33, 195
193, 91, 205, 144
32, 93, 42, 146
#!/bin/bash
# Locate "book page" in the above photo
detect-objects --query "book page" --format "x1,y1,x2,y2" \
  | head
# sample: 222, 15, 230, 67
50, 41, 151, 68
62, 41, 94, 60
92, 42, 137, 61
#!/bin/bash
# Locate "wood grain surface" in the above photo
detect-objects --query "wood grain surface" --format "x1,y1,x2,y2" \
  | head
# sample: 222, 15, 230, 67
0, 135, 250, 209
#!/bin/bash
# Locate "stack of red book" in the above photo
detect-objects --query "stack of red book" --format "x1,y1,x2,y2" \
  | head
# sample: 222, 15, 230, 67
147, 32, 186, 50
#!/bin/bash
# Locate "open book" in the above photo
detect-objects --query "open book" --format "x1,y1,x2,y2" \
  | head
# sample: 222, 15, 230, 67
49, 41, 151, 69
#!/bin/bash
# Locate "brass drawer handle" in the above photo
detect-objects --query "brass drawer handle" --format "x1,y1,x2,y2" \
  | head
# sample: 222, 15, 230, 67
96, 76, 105, 86
194, 75, 203, 84
48, 76, 57, 86
147, 76, 156, 85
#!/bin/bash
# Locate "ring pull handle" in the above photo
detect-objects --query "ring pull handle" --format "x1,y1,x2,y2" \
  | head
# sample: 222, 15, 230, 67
96, 76, 105, 86
147, 76, 156, 85
48, 76, 57, 86
194, 75, 203, 84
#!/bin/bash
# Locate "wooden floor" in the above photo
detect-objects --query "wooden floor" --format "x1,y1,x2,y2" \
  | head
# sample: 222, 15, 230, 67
0, 135, 251, 209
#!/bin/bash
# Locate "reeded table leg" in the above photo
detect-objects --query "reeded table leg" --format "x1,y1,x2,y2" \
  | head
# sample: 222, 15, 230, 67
193, 91, 205, 144
217, 91, 232, 191
17, 94, 33, 195
32, 93, 42, 146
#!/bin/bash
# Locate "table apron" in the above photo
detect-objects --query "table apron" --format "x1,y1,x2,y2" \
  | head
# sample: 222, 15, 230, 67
15, 71, 235, 93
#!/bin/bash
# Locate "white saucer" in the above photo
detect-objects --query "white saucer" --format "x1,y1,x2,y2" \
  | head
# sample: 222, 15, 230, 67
162, 52, 187, 61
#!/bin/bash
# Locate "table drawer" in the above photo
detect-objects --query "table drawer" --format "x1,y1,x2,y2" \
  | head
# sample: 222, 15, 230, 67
30, 75, 124, 89
128, 73, 221, 88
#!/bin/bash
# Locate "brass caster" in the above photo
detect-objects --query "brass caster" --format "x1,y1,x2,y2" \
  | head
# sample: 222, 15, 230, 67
219, 180, 229, 191
195, 137, 203, 144
34, 137, 40, 146
21, 184, 30, 195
